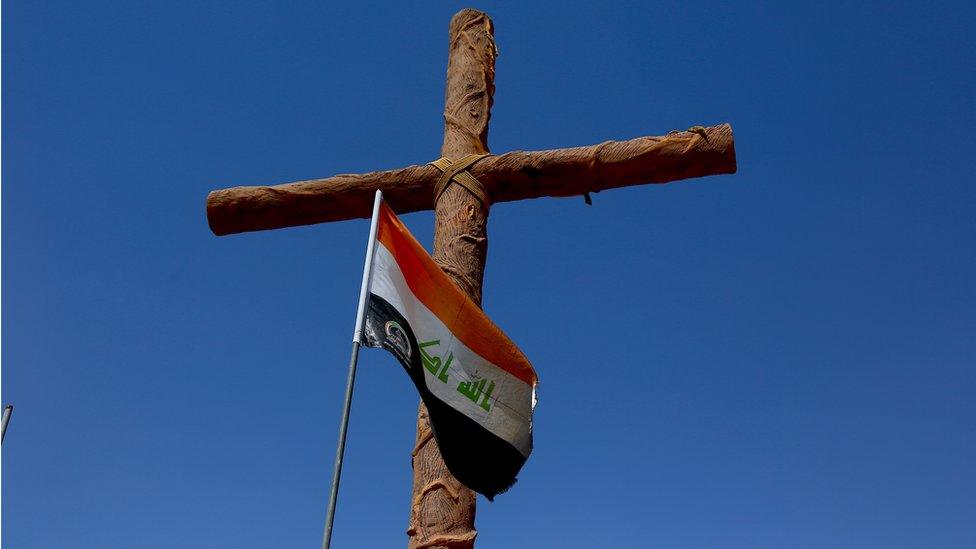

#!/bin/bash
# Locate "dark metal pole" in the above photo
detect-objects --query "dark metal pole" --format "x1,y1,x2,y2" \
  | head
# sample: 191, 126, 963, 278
2, 405, 13, 444
321, 341, 362, 549
320, 190, 382, 549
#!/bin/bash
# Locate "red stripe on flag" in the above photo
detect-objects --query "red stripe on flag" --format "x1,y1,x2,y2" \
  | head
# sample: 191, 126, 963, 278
376, 203, 537, 386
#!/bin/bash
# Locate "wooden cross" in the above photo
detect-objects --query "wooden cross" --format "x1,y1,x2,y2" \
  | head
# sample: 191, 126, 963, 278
206, 9, 735, 549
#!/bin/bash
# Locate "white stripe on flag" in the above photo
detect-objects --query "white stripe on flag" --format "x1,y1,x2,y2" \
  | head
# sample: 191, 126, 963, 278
371, 242, 534, 457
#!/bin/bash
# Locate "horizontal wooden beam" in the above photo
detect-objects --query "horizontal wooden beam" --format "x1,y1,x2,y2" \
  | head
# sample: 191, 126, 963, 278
206, 123, 736, 236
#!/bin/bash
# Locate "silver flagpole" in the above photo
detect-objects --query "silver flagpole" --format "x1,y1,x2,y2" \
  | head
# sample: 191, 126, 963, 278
322, 190, 383, 549
1, 405, 13, 444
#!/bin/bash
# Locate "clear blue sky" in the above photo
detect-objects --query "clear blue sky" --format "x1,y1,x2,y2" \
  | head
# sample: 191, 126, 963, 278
4, 1, 974, 547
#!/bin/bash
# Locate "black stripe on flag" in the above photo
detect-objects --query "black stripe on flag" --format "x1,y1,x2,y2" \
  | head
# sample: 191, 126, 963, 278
362, 293, 526, 500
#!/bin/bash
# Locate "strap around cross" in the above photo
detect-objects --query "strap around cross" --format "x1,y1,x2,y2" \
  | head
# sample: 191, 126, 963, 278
429, 154, 491, 210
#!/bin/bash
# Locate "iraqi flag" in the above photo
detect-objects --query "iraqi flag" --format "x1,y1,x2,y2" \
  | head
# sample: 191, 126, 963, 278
360, 201, 537, 500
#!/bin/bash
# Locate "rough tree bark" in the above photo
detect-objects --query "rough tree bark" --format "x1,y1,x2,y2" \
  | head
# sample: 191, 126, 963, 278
206, 124, 735, 236
406, 9, 493, 549
202, 8, 739, 546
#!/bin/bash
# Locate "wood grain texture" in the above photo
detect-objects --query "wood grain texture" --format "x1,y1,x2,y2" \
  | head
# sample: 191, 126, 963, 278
206, 124, 736, 236
407, 8, 493, 549
202, 9, 739, 548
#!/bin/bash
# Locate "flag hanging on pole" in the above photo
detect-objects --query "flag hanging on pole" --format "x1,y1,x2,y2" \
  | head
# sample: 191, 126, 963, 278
360, 200, 538, 500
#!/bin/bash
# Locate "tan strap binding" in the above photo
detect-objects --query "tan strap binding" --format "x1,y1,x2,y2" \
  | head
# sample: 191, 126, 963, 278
429, 154, 491, 209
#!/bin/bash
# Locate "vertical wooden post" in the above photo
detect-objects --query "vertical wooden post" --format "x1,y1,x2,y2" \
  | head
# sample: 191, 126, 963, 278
407, 9, 496, 549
